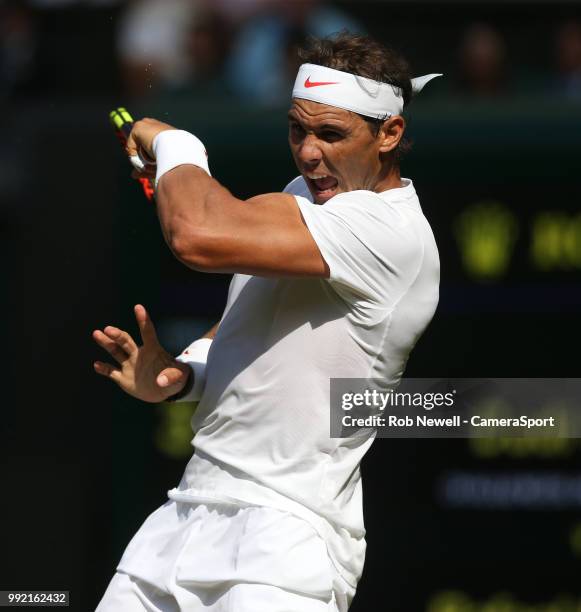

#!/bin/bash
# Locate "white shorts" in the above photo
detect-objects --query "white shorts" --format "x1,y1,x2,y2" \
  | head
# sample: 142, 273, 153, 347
96, 500, 355, 612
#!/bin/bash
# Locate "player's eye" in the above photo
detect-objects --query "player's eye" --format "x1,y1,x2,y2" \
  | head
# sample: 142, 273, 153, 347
290, 122, 306, 136
320, 130, 343, 142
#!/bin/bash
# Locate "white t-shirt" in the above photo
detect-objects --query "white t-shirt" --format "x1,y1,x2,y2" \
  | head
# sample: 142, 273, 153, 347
168, 176, 440, 587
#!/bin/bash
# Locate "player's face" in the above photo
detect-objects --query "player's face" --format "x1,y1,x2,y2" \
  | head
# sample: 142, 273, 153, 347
288, 98, 389, 204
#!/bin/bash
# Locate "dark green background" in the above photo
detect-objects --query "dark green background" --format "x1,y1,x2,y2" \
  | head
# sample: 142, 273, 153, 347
1, 3, 581, 610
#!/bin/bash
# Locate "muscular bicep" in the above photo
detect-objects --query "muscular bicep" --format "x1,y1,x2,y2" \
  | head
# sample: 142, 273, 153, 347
177, 191, 330, 277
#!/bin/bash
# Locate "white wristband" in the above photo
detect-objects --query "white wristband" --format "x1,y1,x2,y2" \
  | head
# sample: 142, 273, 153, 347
174, 337, 213, 402
152, 130, 211, 188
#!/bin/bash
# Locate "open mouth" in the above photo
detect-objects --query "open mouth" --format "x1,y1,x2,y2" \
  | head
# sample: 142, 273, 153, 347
305, 174, 339, 200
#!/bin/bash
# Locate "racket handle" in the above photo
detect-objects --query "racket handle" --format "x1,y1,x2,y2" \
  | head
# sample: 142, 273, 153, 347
109, 107, 155, 202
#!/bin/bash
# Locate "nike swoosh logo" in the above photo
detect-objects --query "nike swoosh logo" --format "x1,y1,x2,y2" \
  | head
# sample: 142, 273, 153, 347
304, 76, 339, 88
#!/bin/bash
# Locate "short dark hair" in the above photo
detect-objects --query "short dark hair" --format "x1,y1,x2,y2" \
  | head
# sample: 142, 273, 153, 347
298, 32, 413, 160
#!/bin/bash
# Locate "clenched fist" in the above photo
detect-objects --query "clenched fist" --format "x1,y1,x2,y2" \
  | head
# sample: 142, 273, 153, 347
125, 117, 175, 166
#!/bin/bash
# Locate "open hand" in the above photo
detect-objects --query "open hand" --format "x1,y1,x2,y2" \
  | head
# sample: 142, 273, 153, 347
93, 304, 190, 403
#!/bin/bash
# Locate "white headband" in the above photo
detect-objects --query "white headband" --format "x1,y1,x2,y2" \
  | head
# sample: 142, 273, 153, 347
292, 63, 442, 120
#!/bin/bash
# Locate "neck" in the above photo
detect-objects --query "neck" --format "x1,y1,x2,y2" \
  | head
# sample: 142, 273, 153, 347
374, 163, 402, 193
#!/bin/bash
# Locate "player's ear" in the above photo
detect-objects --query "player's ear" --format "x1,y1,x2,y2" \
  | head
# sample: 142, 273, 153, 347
378, 115, 405, 154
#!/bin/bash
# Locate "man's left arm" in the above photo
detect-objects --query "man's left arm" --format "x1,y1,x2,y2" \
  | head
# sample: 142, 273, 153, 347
126, 119, 329, 278
157, 166, 329, 277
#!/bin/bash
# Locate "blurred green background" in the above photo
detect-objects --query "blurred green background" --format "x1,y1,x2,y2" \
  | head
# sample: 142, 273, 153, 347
1, 1, 581, 610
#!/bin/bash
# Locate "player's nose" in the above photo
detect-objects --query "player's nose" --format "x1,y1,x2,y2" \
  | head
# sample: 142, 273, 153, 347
297, 134, 323, 165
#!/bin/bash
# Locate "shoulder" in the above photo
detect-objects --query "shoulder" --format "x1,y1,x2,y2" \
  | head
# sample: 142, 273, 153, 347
322, 190, 419, 231
327, 189, 428, 268
282, 176, 312, 200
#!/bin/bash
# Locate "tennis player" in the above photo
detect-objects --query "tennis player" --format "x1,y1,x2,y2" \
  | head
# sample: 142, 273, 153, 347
94, 33, 440, 611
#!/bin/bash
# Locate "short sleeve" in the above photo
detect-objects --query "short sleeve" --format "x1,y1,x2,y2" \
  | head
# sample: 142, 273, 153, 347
295, 191, 424, 308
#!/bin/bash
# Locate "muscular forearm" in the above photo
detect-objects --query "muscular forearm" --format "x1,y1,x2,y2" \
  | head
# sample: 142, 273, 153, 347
155, 164, 242, 266
149, 128, 236, 261
155, 165, 215, 248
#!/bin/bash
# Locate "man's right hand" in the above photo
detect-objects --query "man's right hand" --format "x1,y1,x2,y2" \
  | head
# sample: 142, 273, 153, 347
92, 304, 191, 403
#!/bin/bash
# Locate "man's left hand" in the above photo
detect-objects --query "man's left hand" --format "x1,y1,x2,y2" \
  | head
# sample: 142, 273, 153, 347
126, 117, 175, 164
